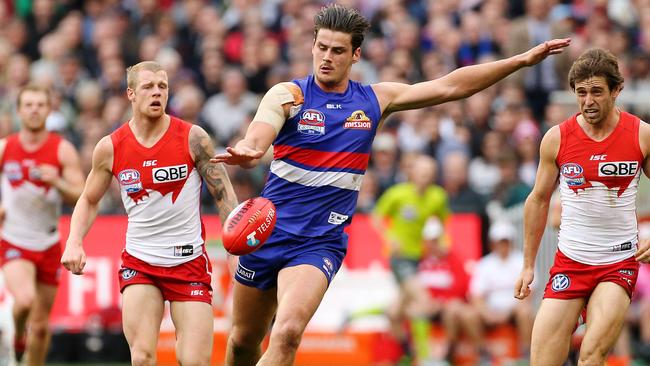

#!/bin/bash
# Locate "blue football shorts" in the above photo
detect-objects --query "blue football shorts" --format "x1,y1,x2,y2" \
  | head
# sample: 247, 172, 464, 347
235, 227, 347, 290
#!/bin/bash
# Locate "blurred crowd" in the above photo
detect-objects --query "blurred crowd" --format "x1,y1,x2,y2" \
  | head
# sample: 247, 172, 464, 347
5, 0, 650, 363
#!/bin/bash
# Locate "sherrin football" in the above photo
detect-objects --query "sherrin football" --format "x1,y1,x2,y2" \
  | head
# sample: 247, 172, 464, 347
222, 197, 277, 255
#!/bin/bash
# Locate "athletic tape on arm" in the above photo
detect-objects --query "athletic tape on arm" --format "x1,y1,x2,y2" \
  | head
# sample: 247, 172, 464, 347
253, 83, 302, 133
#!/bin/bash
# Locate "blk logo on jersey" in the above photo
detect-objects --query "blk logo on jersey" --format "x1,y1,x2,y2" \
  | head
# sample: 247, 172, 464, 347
560, 163, 585, 186
153, 164, 188, 183
598, 161, 638, 177
344, 110, 372, 130
551, 273, 570, 292
118, 169, 143, 193
298, 109, 325, 135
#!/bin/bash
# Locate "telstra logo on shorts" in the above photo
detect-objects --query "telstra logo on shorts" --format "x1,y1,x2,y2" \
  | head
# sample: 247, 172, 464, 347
551, 273, 570, 292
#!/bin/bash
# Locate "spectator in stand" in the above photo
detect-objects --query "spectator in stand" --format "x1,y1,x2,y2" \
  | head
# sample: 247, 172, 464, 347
469, 221, 534, 362
374, 154, 450, 362
404, 217, 476, 364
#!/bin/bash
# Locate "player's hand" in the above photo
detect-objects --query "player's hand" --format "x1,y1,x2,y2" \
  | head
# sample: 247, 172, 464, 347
34, 164, 60, 185
520, 38, 571, 67
61, 242, 87, 275
514, 267, 534, 300
211, 146, 264, 166
635, 239, 650, 262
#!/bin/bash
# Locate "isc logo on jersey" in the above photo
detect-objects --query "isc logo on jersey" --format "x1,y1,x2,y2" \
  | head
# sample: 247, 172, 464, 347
560, 163, 585, 186
598, 161, 638, 177
298, 109, 325, 135
152, 164, 188, 183
118, 169, 143, 193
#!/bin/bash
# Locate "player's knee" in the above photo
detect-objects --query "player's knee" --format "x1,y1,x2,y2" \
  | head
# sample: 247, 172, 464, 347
130, 348, 157, 366
12, 292, 35, 312
28, 321, 49, 341
578, 343, 608, 365
178, 353, 210, 366
229, 325, 266, 350
271, 321, 305, 351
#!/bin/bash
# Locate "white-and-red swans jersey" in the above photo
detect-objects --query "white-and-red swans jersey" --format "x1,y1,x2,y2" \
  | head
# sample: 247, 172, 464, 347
0, 133, 63, 250
111, 117, 205, 266
557, 111, 644, 265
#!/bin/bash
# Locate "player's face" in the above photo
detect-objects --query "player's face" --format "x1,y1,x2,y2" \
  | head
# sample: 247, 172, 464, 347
129, 70, 169, 120
574, 76, 620, 126
17, 90, 50, 132
312, 29, 360, 88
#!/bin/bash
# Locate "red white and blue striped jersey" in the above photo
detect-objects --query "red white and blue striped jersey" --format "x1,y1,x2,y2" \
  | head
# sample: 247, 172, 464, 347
262, 75, 381, 237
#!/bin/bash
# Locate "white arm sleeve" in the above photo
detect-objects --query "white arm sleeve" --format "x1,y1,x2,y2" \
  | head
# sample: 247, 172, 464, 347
252, 83, 296, 133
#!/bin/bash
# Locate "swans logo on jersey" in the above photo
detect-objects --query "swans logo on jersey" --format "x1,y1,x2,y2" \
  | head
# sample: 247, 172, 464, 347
598, 161, 638, 177
551, 273, 570, 292
344, 110, 372, 130
121, 268, 137, 280
3, 161, 22, 181
118, 169, 142, 193
298, 109, 325, 135
152, 164, 188, 183
560, 163, 585, 186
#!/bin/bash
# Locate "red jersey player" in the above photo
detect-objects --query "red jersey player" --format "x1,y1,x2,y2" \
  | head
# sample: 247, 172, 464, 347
515, 48, 650, 365
61, 61, 238, 366
0, 85, 84, 365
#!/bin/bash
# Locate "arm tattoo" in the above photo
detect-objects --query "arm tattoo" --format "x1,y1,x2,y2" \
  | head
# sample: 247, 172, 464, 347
190, 129, 238, 223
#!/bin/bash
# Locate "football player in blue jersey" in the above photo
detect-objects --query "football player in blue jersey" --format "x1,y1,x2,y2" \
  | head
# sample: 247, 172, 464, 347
213, 4, 570, 366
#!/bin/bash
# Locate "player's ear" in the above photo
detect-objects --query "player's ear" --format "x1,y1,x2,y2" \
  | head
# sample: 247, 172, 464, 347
127, 87, 135, 101
352, 47, 361, 64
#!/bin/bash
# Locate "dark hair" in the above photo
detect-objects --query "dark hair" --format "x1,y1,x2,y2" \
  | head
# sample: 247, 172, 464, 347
568, 48, 624, 92
313, 4, 370, 52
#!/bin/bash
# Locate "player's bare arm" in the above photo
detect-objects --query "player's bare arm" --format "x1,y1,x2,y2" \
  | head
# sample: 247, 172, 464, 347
373, 38, 571, 115
61, 136, 114, 275
636, 121, 650, 262
515, 126, 561, 299
0, 138, 7, 223
190, 125, 238, 224
41, 140, 84, 205
213, 82, 302, 168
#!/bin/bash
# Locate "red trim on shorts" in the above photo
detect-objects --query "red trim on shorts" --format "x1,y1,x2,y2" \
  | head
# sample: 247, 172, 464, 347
118, 251, 213, 304
0, 240, 62, 286
543, 250, 639, 300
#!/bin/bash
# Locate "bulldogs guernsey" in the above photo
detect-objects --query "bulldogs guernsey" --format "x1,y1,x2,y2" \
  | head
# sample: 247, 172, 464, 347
0, 133, 62, 250
557, 111, 644, 265
111, 117, 205, 266
262, 75, 381, 237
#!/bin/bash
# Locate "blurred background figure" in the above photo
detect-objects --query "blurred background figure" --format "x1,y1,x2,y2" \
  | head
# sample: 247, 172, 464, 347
469, 221, 533, 363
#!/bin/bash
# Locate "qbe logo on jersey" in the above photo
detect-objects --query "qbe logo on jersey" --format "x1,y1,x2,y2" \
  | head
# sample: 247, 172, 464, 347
153, 164, 188, 183
298, 109, 325, 135
598, 161, 638, 177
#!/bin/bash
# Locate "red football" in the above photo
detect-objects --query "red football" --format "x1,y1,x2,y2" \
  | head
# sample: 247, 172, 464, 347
222, 197, 277, 255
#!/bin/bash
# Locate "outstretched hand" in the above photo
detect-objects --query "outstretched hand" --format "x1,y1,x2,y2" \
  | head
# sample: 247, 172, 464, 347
636, 239, 650, 263
521, 38, 571, 67
211, 146, 265, 166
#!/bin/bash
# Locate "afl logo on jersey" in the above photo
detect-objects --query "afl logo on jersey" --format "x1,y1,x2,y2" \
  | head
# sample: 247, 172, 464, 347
3, 161, 23, 182
118, 169, 143, 193
298, 109, 325, 135
560, 163, 585, 186
551, 273, 570, 292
